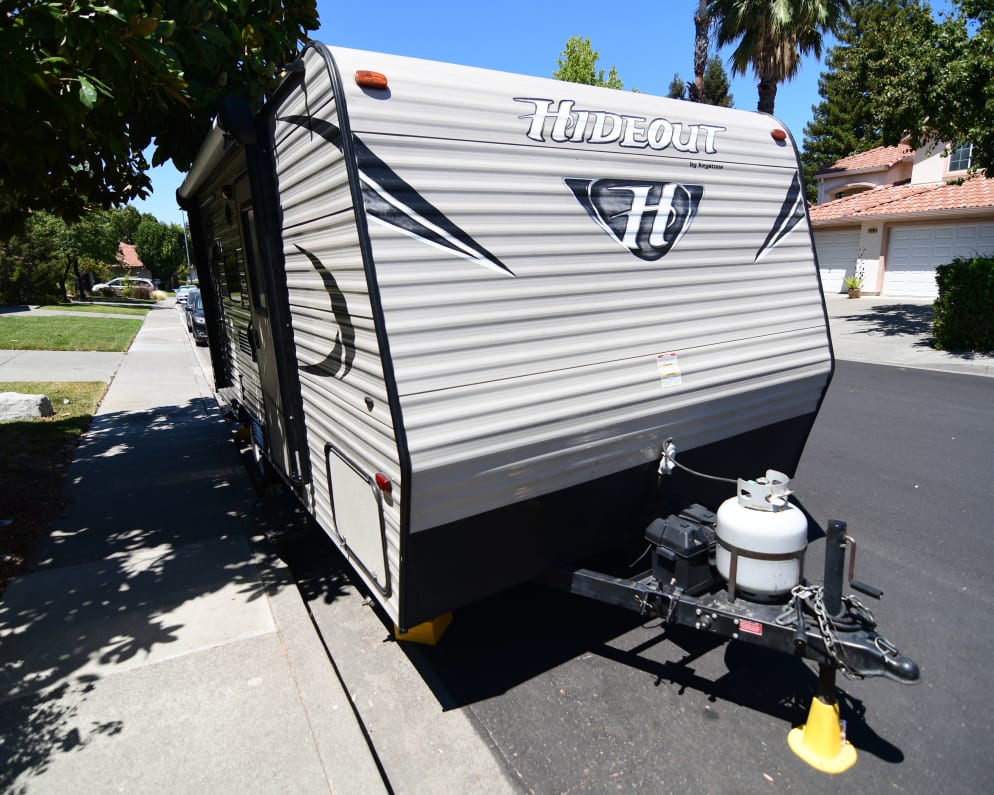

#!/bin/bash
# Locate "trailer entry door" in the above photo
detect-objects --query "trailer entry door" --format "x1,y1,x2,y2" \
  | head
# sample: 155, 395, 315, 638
236, 179, 293, 478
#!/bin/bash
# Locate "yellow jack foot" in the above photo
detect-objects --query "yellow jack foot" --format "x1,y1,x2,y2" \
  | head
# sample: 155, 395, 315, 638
787, 696, 858, 774
394, 612, 453, 646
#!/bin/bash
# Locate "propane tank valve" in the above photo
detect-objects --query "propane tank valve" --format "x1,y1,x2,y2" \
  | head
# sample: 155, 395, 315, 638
735, 470, 793, 511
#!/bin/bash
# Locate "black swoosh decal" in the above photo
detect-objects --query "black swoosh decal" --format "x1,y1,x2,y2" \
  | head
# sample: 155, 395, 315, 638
280, 114, 513, 276
755, 172, 805, 261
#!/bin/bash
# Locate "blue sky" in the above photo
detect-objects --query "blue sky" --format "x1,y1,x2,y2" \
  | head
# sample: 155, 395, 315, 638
127, 0, 892, 225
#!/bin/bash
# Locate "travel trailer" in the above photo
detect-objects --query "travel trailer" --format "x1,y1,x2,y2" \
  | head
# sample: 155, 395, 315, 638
179, 41, 836, 628
179, 48, 917, 745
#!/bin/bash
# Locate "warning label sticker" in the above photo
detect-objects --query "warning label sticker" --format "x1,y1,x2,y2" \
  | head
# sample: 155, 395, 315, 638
657, 352, 683, 388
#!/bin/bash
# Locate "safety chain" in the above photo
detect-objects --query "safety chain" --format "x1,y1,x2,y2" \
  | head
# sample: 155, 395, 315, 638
843, 593, 876, 628
776, 584, 863, 680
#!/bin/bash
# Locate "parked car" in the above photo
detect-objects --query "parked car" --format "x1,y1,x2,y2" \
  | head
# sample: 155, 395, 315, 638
91, 277, 155, 296
190, 294, 208, 346
185, 289, 201, 333
175, 285, 196, 304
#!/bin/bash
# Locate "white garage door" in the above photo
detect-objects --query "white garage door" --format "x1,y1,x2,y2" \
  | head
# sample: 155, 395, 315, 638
814, 229, 860, 294
885, 221, 994, 298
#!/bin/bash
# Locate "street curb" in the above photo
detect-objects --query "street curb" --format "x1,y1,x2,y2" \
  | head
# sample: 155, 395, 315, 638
248, 528, 390, 795
831, 353, 994, 378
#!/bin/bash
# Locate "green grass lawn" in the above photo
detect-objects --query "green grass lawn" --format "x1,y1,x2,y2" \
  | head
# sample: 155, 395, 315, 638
0, 315, 143, 351
39, 303, 150, 317
0, 380, 107, 592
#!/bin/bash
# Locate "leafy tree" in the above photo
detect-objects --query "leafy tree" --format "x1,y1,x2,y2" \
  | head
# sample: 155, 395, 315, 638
708, 0, 850, 114
801, 0, 930, 203
552, 36, 624, 89
0, 224, 62, 304
668, 73, 689, 99
701, 55, 734, 106
0, 1, 319, 236
868, 0, 994, 174
134, 214, 185, 287
112, 206, 143, 245
666, 56, 735, 106
28, 211, 120, 300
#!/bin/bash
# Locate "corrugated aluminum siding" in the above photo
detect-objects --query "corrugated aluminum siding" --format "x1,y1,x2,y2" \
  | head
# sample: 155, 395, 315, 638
273, 46, 403, 616
326, 47, 832, 534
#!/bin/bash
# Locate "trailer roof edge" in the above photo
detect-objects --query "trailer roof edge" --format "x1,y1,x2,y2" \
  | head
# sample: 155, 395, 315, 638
177, 121, 229, 205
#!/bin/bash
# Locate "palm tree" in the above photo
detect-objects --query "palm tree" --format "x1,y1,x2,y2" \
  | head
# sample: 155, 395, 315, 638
708, 0, 850, 114
693, 0, 709, 101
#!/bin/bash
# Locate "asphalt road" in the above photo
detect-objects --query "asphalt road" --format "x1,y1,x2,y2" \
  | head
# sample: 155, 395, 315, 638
282, 361, 994, 794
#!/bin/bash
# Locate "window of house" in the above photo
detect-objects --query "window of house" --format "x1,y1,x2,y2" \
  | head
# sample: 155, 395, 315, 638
948, 143, 973, 171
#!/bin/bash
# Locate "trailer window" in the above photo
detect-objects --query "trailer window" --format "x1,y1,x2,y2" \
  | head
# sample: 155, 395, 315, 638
241, 207, 267, 313
210, 240, 244, 307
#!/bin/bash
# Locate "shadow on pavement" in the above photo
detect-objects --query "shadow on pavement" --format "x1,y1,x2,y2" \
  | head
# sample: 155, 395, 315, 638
277, 519, 909, 773
34, 402, 246, 565
273, 515, 371, 611
837, 302, 994, 359
837, 302, 934, 343
275, 495, 909, 769
0, 399, 268, 790
0, 682, 124, 795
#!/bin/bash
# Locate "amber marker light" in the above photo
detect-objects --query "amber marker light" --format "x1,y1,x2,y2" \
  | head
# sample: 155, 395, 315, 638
771, 128, 788, 142
356, 70, 388, 89
374, 473, 393, 493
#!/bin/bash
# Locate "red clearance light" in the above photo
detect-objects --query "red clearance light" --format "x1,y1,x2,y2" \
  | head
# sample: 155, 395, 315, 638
356, 70, 388, 90
374, 472, 393, 493
771, 128, 788, 142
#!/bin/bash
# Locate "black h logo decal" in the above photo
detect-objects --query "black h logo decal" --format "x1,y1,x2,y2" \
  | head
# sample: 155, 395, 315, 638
566, 178, 704, 261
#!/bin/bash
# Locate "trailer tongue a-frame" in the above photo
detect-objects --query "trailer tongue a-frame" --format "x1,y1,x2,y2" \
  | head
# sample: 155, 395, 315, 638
178, 42, 918, 772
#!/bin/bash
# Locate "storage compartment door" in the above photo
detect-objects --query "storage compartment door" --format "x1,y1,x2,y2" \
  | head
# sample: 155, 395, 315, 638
326, 445, 391, 594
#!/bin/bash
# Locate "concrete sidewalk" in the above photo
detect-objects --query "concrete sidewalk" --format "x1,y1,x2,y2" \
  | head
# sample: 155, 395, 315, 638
0, 348, 125, 383
0, 304, 386, 793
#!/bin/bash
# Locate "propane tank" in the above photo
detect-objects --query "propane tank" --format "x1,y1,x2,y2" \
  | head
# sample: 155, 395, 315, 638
716, 470, 808, 599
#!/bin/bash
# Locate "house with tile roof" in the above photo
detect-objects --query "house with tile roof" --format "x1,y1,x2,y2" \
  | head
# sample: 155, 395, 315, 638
113, 242, 153, 281
809, 141, 994, 297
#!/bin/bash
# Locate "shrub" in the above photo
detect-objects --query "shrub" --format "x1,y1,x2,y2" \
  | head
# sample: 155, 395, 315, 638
132, 286, 152, 300
98, 286, 117, 297
933, 256, 994, 352
0, 239, 64, 304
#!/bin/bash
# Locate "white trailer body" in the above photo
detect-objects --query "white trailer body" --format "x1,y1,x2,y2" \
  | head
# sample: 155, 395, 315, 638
179, 43, 833, 630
